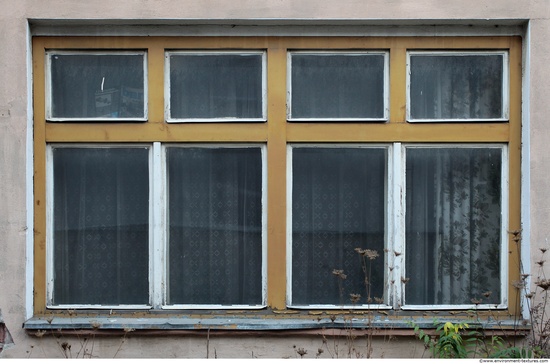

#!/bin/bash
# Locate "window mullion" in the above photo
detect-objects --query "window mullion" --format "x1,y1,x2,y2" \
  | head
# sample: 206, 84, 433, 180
151, 142, 164, 309
45, 145, 55, 307
500, 145, 510, 309
391, 142, 405, 309
266, 45, 288, 310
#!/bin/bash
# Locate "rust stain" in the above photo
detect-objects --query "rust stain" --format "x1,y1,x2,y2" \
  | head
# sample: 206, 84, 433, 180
272, 310, 299, 314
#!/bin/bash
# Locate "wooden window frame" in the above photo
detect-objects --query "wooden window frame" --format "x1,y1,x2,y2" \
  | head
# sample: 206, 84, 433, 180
32, 35, 522, 322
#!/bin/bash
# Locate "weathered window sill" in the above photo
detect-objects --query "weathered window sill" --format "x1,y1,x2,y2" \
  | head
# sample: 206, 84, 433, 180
23, 314, 531, 337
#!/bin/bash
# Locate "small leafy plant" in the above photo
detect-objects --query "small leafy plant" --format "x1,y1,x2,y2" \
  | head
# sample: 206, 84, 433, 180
410, 319, 539, 359
411, 320, 476, 358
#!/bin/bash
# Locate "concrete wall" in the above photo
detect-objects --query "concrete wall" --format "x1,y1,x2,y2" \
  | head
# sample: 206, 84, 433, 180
1, 0, 548, 358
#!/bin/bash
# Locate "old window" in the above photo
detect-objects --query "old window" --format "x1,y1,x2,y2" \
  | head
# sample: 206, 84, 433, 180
288, 51, 388, 121
49, 146, 150, 306
288, 145, 387, 307
47, 143, 267, 309
166, 145, 265, 307
166, 51, 266, 122
407, 51, 508, 122
31, 35, 522, 327
404, 145, 506, 307
46, 51, 147, 121
287, 143, 508, 309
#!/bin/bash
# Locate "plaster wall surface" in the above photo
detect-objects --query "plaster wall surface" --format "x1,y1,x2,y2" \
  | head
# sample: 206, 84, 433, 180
0, 0, 535, 20
0, 0, 549, 358
21, 334, 426, 359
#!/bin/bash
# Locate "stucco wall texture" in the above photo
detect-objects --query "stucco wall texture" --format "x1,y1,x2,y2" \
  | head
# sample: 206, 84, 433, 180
0, 0, 548, 358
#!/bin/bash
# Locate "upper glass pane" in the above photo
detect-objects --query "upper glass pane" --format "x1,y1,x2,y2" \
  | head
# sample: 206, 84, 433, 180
408, 52, 506, 121
289, 52, 387, 120
52, 147, 150, 305
405, 147, 502, 305
291, 147, 387, 306
48, 52, 146, 120
166, 146, 264, 306
168, 52, 265, 121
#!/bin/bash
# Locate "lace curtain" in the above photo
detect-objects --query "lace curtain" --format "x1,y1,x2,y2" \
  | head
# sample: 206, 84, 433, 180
290, 53, 385, 119
409, 54, 503, 120
53, 147, 263, 306
405, 148, 502, 305
291, 147, 386, 306
167, 147, 263, 305
169, 54, 263, 119
53, 148, 150, 305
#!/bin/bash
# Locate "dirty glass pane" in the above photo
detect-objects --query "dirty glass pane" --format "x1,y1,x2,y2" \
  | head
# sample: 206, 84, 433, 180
169, 53, 264, 120
291, 147, 387, 306
49, 53, 145, 119
290, 53, 386, 119
405, 147, 502, 305
52, 147, 149, 305
409, 54, 504, 120
167, 147, 263, 305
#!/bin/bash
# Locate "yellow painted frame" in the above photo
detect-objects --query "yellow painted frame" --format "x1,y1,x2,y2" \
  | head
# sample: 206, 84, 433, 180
32, 35, 522, 317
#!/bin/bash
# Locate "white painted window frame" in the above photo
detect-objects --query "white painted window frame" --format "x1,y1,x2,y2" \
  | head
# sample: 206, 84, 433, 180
46, 143, 154, 309
286, 51, 390, 122
286, 143, 394, 310
164, 50, 267, 123
46, 142, 268, 310
398, 143, 509, 310
406, 50, 510, 123
45, 50, 148, 122
286, 142, 508, 310
160, 143, 268, 310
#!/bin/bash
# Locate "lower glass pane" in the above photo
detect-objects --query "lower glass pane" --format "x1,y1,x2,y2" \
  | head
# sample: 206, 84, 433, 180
167, 147, 263, 305
291, 147, 387, 306
405, 147, 502, 305
52, 147, 150, 305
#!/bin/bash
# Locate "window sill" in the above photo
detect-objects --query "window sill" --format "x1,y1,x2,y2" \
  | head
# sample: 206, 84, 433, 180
23, 314, 531, 336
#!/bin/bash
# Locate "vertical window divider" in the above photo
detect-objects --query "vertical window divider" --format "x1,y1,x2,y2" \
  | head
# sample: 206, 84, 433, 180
500, 144, 510, 308
391, 142, 405, 309
502, 52, 511, 121
44, 54, 53, 121
389, 46, 407, 123
261, 144, 269, 307
266, 45, 288, 310
383, 51, 390, 121
151, 142, 164, 309
45, 144, 54, 307
148, 45, 164, 124
285, 144, 293, 307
